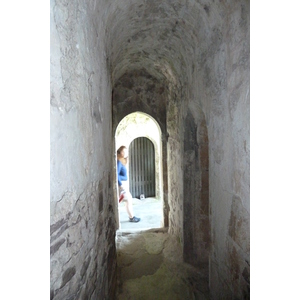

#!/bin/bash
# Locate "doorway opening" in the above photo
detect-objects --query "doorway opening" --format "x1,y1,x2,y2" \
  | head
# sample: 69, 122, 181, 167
115, 111, 164, 231
129, 137, 156, 199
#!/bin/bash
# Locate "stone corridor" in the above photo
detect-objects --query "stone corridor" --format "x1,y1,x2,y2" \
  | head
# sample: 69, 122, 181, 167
50, 0, 250, 299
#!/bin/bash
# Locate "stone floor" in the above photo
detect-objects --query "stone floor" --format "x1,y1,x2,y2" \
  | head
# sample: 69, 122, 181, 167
117, 197, 164, 231
115, 198, 210, 299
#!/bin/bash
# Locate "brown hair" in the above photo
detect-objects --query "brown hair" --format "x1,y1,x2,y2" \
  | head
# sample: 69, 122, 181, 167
117, 145, 127, 155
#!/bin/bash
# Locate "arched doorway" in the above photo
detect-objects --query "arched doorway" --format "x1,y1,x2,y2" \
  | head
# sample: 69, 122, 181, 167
129, 137, 156, 199
115, 112, 164, 230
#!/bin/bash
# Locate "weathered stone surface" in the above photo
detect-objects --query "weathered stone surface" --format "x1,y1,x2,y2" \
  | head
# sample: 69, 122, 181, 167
144, 232, 167, 255
61, 267, 76, 288
122, 252, 163, 280
113, 69, 167, 134
182, 107, 210, 270
80, 255, 91, 278
120, 263, 193, 300
50, 1, 117, 298
50, 238, 66, 256
116, 231, 209, 299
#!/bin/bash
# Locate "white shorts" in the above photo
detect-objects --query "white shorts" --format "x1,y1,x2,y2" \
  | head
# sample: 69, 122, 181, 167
120, 181, 132, 201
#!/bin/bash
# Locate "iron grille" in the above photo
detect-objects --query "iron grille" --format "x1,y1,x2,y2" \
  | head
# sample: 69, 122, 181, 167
129, 137, 155, 198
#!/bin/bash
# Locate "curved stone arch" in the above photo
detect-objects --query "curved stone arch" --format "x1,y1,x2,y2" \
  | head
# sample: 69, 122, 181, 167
115, 111, 163, 202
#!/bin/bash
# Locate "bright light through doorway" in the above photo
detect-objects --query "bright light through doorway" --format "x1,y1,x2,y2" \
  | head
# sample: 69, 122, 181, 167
115, 111, 164, 231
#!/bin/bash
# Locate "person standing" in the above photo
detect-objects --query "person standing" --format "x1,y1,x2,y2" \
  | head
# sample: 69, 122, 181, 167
117, 145, 141, 223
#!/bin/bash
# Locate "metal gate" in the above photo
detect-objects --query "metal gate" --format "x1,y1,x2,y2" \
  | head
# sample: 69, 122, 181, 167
129, 137, 155, 198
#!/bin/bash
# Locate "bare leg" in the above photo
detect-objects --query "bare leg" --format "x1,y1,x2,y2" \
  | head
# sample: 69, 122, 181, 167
119, 182, 136, 220
124, 198, 134, 219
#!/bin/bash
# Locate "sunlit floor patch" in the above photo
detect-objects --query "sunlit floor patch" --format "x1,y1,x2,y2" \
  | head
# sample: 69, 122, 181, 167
118, 197, 163, 231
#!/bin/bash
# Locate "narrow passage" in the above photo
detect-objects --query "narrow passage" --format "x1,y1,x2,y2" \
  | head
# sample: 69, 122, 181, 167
115, 229, 210, 299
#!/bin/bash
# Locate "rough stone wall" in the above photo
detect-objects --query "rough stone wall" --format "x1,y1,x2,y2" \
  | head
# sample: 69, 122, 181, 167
50, 0, 117, 299
112, 69, 167, 135
159, 1, 250, 298
164, 78, 181, 242
108, 1, 249, 297
183, 107, 210, 271
193, 2, 250, 299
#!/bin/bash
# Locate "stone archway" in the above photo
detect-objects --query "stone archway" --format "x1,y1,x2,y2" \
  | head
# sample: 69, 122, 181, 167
115, 112, 163, 200
115, 111, 165, 229
115, 111, 163, 201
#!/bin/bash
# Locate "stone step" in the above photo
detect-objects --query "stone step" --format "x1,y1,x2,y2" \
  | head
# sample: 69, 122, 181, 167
116, 230, 210, 299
